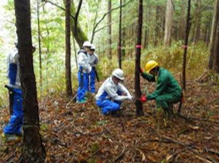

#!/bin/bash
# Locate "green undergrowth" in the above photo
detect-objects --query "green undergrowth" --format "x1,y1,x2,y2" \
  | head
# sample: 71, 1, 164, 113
0, 41, 214, 107
141, 41, 209, 80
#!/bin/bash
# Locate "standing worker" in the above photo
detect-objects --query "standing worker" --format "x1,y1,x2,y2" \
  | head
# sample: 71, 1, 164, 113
77, 41, 92, 103
2, 42, 35, 142
87, 44, 98, 94
95, 68, 133, 115
140, 60, 182, 119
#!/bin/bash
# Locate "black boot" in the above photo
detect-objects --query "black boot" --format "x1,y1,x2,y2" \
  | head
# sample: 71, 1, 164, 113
110, 110, 121, 117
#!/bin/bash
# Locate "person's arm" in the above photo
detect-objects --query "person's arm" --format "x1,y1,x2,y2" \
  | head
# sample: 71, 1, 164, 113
105, 84, 128, 101
141, 72, 156, 82
78, 53, 91, 72
94, 54, 99, 65
147, 75, 168, 100
118, 84, 131, 97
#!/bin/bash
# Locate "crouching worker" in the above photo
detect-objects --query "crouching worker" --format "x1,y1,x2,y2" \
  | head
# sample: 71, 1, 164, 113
140, 60, 182, 119
95, 68, 133, 116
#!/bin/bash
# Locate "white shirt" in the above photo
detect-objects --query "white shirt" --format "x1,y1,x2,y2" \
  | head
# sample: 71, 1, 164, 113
7, 48, 21, 88
77, 50, 91, 73
88, 53, 98, 67
95, 77, 131, 101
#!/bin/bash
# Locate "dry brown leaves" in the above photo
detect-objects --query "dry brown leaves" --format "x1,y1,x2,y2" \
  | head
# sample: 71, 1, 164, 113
0, 78, 219, 163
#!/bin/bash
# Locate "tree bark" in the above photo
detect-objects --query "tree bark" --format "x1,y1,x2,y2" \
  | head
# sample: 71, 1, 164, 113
90, 0, 101, 43
37, 0, 42, 92
135, 0, 144, 116
65, 0, 72, 97
209, 0, 219, 73
182, 0, 192, 91
154, 5, 160, 46
121, 0, 126, 59
179, 1, 186, 40
118, 0, 122, 68
14, 0, 46, 162
192, 0, 202, 43
164, 0, 174, 46
68, 0, 88, 47
108, 0, 112, 59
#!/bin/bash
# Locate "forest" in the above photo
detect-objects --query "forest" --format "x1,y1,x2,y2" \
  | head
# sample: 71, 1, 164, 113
0, 0, 219, 162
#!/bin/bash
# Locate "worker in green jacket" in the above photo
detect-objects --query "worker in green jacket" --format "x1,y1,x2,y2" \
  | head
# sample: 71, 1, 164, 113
140, 60, 182, 119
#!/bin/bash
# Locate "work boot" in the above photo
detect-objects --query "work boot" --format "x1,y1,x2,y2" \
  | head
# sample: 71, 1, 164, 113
110, 110, 121, 117
2, 133, 22, 143
76, 99, 87, 104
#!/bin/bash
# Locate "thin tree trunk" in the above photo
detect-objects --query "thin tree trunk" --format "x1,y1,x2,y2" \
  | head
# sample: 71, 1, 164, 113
37, 0, 42, 93
64, 0, 88, 47
135, 0, 144, 116
182, 0, 192, 91
65, 0, 72, 97
14, 0, 45, 162
192, 0, 202, 43
154, 5, 160, 46
90, 0, 100, 43
209, 0, 219, 72
179, 1, 186, 40
73, 38, 78, 68
108, 0, 112, 59
122, 0, 126, 58
164, 0, 174, 46
118, 0, 122, 68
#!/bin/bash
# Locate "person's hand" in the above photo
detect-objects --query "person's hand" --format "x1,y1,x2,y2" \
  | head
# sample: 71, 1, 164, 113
87, 66, 92, 73
140, 95, 147, 102
94, 58, 98, 64
127, 95, 134, 101
140, 67, 144, 74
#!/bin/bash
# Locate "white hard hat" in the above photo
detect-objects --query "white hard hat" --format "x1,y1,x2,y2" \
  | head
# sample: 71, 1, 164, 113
112, 68, 124, 81
90, 44, 95, 50
83, 41, 91, 47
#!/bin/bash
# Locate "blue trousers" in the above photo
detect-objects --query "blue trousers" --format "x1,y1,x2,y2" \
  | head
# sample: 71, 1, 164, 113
77, 71, 88, 101
87, 67, 96, 93
96, 100, 122, 115
4, 88, 23, 135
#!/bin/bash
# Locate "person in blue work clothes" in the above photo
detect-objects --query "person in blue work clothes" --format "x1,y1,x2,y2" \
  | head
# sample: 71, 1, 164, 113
87, 44, 98, 94
140, 60, 182, 119
77, 41, 92, 103
95, 68, 133, 116
2, 42, 35, 142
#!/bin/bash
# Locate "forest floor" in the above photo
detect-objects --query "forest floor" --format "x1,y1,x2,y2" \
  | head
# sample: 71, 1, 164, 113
0, 74, 219, 163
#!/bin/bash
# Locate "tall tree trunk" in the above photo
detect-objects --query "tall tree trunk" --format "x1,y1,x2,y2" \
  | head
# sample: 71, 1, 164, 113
122, 0, 126, 58
63, 0, 88, 47
192, 0, 202, 43
204, 13, 212, 45
135, 0, 144, 116
37, 0, 42, 93
108, 0, 112, 59
209, 0, 219, 72
14, 0, 45, 162
154, 5, 160, 46
179, 1, 186, 40
65, 0, 72, 97
182, 0, 192, 91
118, 0, 122, 68
144, 5, 150, 48
90, 0, 100, 43
164, 0, 174, 46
